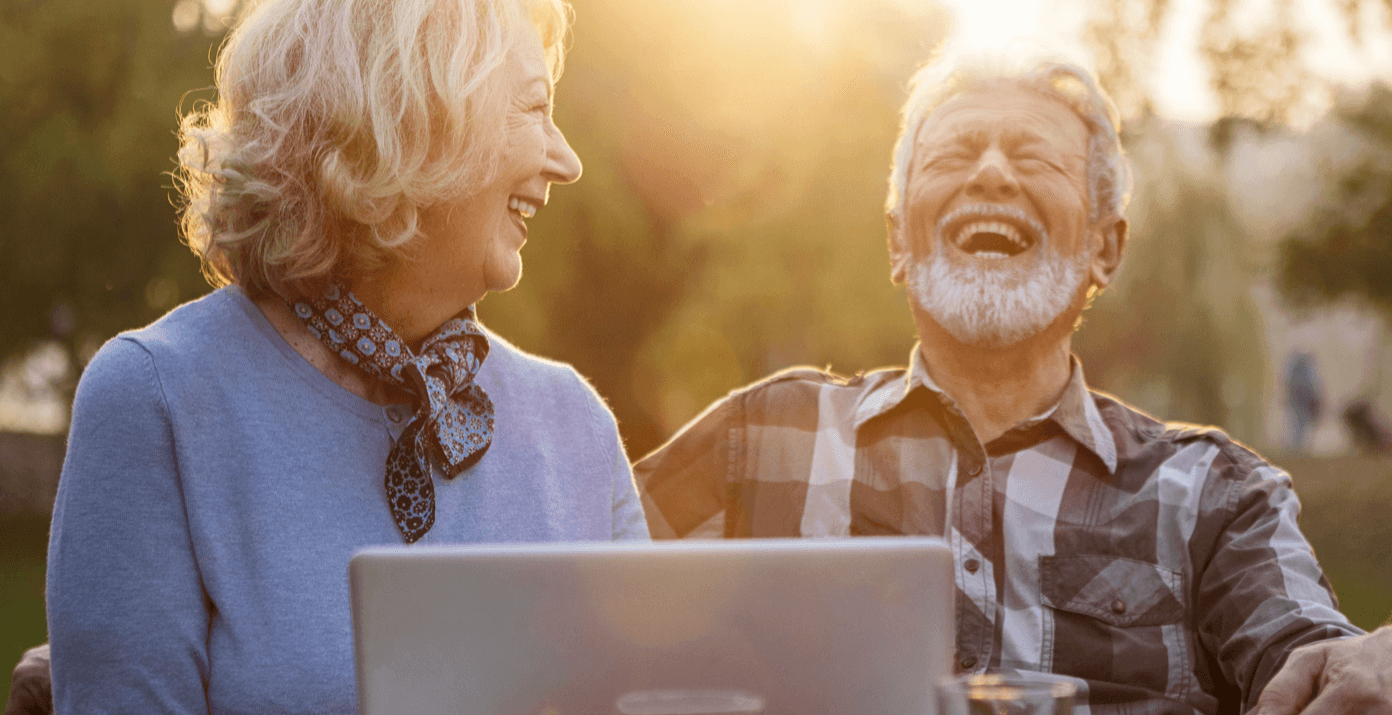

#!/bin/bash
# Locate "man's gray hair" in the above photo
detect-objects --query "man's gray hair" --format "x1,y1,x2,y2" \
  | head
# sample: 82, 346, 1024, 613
886, 42, 1133, 223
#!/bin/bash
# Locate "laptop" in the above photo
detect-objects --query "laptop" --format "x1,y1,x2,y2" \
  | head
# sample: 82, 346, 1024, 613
350, 537, 954, 715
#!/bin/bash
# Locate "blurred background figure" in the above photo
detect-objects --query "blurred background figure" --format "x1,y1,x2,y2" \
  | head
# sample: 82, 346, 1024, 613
1343, 398, 1392, 453
1286, 350, 1323, 451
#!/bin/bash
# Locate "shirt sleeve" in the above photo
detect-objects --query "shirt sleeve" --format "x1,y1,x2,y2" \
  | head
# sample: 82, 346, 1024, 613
1194, 457, 1362, 710
47, 337, 212, 715
631, 393, 741, 539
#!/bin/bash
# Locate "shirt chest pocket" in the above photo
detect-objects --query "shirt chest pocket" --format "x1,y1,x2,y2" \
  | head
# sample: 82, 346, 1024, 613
1040, 554, 1185, 627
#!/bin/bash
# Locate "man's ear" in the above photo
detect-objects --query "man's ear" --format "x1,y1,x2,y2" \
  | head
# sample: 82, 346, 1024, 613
1089, 215, 1127, 291
887, 209, 909, 285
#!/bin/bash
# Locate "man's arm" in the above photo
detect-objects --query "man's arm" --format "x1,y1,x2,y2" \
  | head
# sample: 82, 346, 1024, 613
4, 644, 51, 715
1252, 625, 1392, 715
1194, 458, 1364, 710
632, 393, 742, 539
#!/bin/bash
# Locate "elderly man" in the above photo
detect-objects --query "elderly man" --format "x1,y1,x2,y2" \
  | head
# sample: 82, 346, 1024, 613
633, 48, 1392, 715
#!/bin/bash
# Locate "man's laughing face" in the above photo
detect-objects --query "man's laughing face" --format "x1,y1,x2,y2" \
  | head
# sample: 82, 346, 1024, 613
892, 83, 1098, 348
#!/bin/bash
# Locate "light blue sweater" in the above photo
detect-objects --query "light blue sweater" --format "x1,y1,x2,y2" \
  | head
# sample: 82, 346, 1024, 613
46, 287, 649, 715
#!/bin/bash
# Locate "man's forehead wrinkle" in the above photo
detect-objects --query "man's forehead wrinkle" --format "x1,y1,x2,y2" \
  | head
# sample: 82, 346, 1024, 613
999, 127, 1046, 149
919, 128, 987, 157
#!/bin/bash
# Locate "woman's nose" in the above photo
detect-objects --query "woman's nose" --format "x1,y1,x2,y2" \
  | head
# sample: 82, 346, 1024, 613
544, 122, 582, 185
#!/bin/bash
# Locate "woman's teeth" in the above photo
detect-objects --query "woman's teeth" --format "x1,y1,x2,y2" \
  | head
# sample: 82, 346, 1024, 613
508, 197, 538, 219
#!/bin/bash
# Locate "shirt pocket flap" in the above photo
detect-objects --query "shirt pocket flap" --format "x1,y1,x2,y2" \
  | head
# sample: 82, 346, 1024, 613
1040, 555, 1184, 627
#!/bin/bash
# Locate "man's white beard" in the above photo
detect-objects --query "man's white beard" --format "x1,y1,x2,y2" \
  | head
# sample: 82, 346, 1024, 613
907, 244, 1088, 348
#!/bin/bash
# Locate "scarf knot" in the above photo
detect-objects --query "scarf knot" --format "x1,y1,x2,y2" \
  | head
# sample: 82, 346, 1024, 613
404, 319, 494, 477
289, 284, 494, 542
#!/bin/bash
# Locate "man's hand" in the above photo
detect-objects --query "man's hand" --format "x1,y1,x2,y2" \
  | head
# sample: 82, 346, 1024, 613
3, 643, 52, 715
1253, 627, 1392, 715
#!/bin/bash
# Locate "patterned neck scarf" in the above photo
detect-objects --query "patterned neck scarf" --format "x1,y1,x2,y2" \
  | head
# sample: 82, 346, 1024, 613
288, 283, 494, 543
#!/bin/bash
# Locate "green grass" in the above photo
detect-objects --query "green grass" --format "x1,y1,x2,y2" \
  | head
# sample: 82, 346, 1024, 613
1279, 454, 1392, 631
0, 518, 49, 709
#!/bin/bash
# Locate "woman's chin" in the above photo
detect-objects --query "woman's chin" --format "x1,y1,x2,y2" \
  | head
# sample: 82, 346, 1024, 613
482, 256, 523, 295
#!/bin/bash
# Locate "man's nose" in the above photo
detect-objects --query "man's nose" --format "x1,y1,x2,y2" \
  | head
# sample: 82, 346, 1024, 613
965, 148, 1019, 201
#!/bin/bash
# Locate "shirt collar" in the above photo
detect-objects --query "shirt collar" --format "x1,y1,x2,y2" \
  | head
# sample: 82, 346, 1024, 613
1048, 358, 1119, 474
852, 344, 1118, 474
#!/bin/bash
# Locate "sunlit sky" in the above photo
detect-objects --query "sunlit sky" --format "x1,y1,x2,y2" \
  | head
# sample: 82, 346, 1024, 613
928, 0, 1392, 123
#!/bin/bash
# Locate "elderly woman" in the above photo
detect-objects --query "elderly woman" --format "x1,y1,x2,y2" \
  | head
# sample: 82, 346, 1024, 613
42, 0, 647, 712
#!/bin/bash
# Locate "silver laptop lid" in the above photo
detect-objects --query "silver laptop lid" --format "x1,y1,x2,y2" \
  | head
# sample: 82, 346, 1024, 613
350, 537, 953, 715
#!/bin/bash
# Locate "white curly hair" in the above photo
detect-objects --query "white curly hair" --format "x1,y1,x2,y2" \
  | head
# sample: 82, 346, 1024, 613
175, 0, 570, 297
886, 40, 1133, 224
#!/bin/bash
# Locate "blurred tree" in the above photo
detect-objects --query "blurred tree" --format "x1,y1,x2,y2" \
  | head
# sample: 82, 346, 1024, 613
1277, 82, 1392, 313
1084, 0, 1169, 118
1083, 0, 1392, 127
0, 0, 946, 457
1199, 0, 1313, 126
1076, 0, 1392, 445
0, 0, 227, 372
487, 0, 949, 455
1075, 118, 1267, 442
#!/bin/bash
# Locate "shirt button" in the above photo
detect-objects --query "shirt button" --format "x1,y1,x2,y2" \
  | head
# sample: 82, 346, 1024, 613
387, 408, 404, 424
964, 558, 980, 574
967, 464, 982, 476
1111, 599, 1127, 615
959, 655, 978, 670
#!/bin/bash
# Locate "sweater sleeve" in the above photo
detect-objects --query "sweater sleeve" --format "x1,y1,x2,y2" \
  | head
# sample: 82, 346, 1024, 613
573, 375, 649, 541
47, 337, 212, 715
604, 417, 650, 542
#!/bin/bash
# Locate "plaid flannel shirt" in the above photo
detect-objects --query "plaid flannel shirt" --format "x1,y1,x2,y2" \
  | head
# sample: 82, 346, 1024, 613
634, 347, 1361, 715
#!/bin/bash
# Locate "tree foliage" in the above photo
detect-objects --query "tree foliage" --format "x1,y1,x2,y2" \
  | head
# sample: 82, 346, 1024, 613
1075, 118, 1267, 440
1278, 83, 1392, 313
486, 0, 948, 455
1199, 0, 1313, 125
1077, 0, 1392, 443
9, 0, 1391, 453
0, 0, 222, 367
0, 0, 947, 456
1084, 0, 1389, 125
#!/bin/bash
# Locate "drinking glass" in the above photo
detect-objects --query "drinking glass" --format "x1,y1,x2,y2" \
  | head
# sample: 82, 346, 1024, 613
938, 673, 1076, 715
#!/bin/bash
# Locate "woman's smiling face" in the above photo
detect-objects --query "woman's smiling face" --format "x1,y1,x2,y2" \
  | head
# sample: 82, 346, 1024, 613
413, 23, 582, 304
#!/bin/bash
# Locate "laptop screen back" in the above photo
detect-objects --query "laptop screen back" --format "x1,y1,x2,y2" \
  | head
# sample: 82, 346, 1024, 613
350, 537, 953, 715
